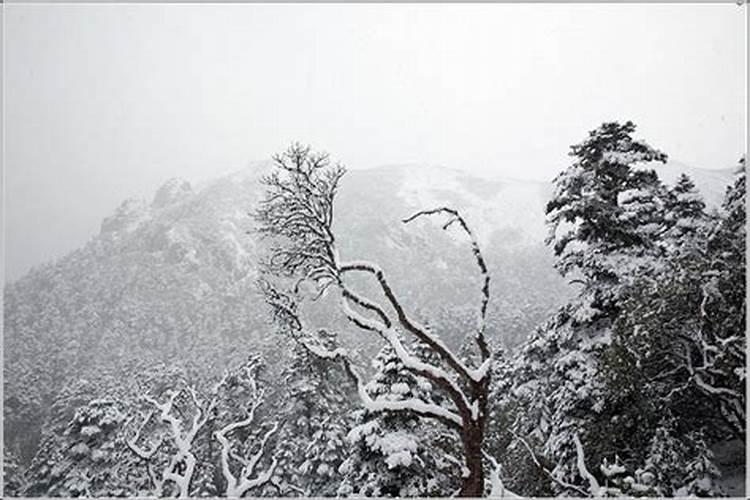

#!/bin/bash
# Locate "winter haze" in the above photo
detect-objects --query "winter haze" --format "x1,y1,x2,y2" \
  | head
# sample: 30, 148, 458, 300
3, 3, 747, 499
4, 3, 745, 282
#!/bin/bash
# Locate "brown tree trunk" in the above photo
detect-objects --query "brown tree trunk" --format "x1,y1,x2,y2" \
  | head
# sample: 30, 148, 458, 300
459, 422, 485, 497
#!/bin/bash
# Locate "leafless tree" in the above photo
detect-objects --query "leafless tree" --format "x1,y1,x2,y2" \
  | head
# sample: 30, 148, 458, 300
256, 143, 494, 496
214, 358, 279, 497
126, 378, 226, 498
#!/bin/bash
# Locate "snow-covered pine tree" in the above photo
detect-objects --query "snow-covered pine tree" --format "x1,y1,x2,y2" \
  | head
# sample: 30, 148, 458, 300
338, 339, 460, 497
53, 400, 131, 497
504, 122, 698, 496
22, 397, 138, 497
599, 158, 746, 496
268, 329, 355, 496
410, 335, 463, 494
617, 170, 669, 256
693, 159, 745, 439
482, 339, 547, 496
663, 173, 708, 241
23, 378, 105, 496
509, 144, 745, 497
545, 120, 668, 315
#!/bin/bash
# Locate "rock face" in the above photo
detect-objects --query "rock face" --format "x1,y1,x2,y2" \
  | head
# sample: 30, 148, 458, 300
3, 161, 734, 463
100, 198, 150, 235
151, 178, 194, 209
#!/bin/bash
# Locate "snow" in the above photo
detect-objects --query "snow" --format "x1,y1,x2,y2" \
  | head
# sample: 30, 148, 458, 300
485, 451, 522, 498
574, 433, 601, 496
79, 425, 101, 437
396, 165, 549, 249
390, 382, 411, 396
376, 432, 418, 469
470, 401, 480, 421
618, 188, 651, 204
337, 276, 474, 418
71, 442, 90, 457
641, 161, 734, 208
302, 341, 349, 361
348, 422, 419, 470
347, 420, 379, 443
602, 151, 646, 165
468, 357, 492, 384
356, 377, 463, 427
600, 461, 626, 477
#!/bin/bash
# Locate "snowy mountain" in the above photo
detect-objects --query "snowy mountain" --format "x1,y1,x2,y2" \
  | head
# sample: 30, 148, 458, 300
3, 161, 734, 463
641, 160, 736, 208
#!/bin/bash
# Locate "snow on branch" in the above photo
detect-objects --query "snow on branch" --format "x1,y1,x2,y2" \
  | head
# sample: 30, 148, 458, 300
124, 409, 166, 496
257, 143, 344, 279
215, 380, 279, 497
298, 326, 463, 430
339, 260, 478, 382
402, 207, 491, 340
125, 410, 163, 461
340, 283, 393, 329
574, 433, 601, 497
483, 451, 521, 498
258, 278, 303, 336
142, 385, 219, 498
339, 289, 473, 419
356, 380, 463, 429
257, 148, 496, 496
508, 428, 589, 497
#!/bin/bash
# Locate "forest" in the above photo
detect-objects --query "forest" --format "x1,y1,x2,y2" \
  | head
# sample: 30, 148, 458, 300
3, 121, 746, 497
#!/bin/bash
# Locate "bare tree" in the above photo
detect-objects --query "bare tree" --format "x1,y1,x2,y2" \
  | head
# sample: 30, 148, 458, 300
256, 143, 494, 496
125, 409, 167, 496
214, 358, 279, 497
126, 380, 226, 498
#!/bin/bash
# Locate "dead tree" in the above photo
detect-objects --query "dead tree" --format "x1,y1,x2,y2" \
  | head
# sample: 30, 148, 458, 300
127, 381, 225, 498
214, 359, 279, 497
125, 409, 166, 496
256, 143, 494, 496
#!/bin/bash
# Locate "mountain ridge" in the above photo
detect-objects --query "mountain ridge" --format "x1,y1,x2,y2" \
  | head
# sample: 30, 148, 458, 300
3, 160, 737, 464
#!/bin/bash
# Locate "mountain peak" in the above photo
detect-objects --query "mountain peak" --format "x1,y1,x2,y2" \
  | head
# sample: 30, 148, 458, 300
100, 197, 150, 235
152, 178, 194, 209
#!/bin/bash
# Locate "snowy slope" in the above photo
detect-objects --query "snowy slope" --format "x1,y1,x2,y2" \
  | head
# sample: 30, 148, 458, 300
3, 160, 736, 463
5, 160, 734, 374
642, 161, 735, 208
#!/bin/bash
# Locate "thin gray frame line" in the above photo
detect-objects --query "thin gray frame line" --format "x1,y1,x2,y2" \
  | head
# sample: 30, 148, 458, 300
0, 1, 747, 5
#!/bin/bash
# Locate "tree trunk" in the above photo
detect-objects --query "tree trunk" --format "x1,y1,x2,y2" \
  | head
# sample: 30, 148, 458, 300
459, 422, 485, 497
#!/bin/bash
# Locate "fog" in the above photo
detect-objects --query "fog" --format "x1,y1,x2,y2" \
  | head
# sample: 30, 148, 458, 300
3, 3, 745, 282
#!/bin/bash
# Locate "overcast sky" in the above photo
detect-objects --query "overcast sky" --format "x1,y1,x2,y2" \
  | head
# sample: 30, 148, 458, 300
4, 3, 746, 282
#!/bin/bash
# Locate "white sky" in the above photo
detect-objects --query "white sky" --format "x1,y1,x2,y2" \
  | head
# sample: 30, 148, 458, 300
3, 3, 746, 282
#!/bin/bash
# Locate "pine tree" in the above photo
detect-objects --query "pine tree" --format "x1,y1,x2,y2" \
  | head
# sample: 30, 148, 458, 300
701, 159, 746, 439
546, 121, 668, 287
663, 173, 707, 240
338, 340, 460, 497
269, 330, 355, 496
23, 397, 139, 497
501, 122, 734, 496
